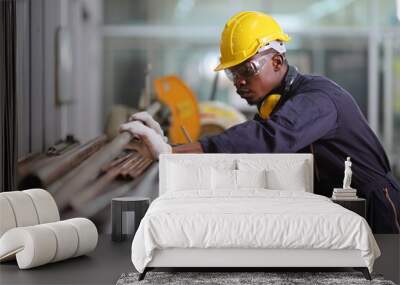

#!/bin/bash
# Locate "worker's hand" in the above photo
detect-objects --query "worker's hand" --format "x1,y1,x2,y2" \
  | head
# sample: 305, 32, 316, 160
119, 121, 172, 160
128, 112, 168, 142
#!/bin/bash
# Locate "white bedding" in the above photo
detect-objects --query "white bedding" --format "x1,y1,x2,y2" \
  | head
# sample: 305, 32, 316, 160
131, 190, 380, 273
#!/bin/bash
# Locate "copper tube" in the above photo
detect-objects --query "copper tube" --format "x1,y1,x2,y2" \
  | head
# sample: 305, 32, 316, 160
127, 158, 147, 177
120, 156, 144, 177
130, 159, 153, 178
117, 154, 141, 176
51, 132, 133, 210
101, 152, 135, 173
70, 153, 142, 210
80, 163, 158, 217
50, 102, 161, 210
18, 135, 107, 189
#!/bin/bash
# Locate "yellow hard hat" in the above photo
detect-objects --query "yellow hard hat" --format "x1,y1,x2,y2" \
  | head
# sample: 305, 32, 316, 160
215, 11, 290, 71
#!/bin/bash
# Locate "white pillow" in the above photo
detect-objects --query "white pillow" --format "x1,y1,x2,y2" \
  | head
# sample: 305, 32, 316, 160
211, 169, 267, 191
237, 169, 267, 189
238, 159, 309, 192
266, 166, 307, 191
212, 168, 237, 190
167, 162, 211, 191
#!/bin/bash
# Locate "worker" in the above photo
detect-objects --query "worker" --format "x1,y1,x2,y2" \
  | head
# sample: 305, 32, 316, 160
120, 11, 400, 234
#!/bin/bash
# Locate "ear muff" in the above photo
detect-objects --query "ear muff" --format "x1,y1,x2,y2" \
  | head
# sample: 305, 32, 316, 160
258, 65, 299, 120
258, 94, 281, 120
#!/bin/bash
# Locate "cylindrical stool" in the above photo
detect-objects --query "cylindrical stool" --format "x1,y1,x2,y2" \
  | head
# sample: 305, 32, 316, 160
111, 197, 150, 242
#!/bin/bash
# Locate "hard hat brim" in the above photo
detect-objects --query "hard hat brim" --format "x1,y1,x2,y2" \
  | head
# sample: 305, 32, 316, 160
214, 61, 237, 72
215, 35, 291, 72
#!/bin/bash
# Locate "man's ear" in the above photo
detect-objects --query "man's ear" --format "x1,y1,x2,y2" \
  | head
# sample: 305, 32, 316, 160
271, 53, 284, 72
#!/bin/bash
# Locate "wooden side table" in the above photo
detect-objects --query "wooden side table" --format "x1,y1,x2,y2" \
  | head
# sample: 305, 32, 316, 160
331, 198, 366, 219
111, 197, 150, 242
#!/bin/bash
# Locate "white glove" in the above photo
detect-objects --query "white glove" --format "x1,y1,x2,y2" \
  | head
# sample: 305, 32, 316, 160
120, 121, 172, 160
128, 112, 168, 142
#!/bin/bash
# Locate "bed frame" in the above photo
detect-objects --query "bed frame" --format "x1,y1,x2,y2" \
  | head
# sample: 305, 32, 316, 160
138, 154, 372, 281
139, 248, 371, 280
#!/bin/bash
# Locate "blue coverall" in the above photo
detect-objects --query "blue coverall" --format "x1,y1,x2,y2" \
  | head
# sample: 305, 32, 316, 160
199, 68, 400, 234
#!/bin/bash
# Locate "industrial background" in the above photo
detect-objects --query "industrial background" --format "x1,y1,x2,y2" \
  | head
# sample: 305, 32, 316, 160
2, 0, 400, 232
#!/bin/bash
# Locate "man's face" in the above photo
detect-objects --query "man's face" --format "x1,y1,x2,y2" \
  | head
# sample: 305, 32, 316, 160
227, 52, 285, 105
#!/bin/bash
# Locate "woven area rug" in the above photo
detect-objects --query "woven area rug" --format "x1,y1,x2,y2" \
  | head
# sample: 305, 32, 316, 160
116, 271, 395, 285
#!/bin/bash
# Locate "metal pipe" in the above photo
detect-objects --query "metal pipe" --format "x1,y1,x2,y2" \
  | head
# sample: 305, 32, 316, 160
121, 156, 143, 177
17, 153, 47, 179
51, 131, 133, 210
70, 152, 140, 210
146, 101, 161, 116
80, 162, 158, 218
50, 101, 162, 210
101, 152, 135, 172
46, 135, 80, 156
69, 167, 120, 211
131, 159, 153, 178
18, 135, 107, 189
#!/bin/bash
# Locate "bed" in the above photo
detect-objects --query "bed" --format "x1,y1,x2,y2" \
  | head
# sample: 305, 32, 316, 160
131, 154, 380, 280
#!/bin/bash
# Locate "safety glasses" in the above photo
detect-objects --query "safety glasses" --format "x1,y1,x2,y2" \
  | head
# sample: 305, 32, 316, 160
224, 52, 274, 82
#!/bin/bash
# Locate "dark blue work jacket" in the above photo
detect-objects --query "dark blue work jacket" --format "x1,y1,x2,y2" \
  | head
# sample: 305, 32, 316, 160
199, 71, 400, 234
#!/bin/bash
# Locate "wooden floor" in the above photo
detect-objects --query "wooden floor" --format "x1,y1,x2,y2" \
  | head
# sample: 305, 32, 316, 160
1, 234, 398, 285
